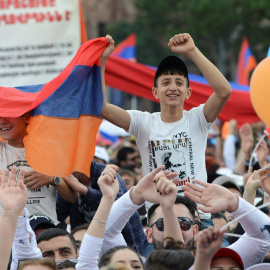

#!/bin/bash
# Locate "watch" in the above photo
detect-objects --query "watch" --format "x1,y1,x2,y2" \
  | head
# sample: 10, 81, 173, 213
51, 176, 61, 187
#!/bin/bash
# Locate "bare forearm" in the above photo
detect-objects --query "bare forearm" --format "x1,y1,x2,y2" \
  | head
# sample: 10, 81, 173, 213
0, 214, 18, 270
186, 47, 231, 98
243, 184, 257, 205
87, 196, 114, 239
55, 179, 79, 203
161, 205, 183, 243
193, 256, 211, 270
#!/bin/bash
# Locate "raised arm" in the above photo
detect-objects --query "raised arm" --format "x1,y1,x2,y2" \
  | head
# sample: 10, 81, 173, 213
0, 167, 28, 270
193, 227, 224, 270
76, 166, 119, 270
168, 33, 232, 123
100, 35, 131, 131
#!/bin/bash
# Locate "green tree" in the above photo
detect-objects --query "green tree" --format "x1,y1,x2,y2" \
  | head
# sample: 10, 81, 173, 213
107, 0, 270, 81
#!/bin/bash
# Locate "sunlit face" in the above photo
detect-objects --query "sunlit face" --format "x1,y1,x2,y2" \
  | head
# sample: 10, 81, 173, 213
146, 204, 198, 251
211, 256, 242, 270
152, 74, 191, 108
109, 249, 143, 270
72, 229, 87, 254
38, 235, 77, 263
0, 115, 30, 147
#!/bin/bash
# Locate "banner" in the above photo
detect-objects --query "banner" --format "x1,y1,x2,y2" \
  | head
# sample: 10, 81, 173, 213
0, 0, 81, 86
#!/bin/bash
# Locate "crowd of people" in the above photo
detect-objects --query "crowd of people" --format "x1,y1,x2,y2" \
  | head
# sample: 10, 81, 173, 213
1, 33, 270, 270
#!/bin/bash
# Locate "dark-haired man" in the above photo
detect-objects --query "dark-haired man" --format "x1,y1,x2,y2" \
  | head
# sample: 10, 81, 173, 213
37, 228, 77, 262
146, 196, 198, 252
100, 33, 231, 219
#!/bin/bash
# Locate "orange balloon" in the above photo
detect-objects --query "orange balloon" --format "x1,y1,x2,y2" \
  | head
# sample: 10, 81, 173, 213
250, 57, 270, 127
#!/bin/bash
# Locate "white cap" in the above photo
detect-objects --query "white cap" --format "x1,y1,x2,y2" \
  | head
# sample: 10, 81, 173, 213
246, 264, 270, 270
94, 146, 109, 164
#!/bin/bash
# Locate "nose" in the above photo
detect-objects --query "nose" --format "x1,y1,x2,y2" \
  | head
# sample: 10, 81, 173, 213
0, 117, 8, 123
169, 82, 177, 90
54, 252, 62, 263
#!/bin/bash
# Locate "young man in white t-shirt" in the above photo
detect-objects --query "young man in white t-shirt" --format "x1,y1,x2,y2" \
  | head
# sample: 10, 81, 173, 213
100, 33, 231, 204
0, 113, 77, 223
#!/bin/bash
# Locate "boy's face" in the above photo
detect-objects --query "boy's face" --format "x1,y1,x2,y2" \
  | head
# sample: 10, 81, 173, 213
0, 114, 30, 147
152, 73, 191, 108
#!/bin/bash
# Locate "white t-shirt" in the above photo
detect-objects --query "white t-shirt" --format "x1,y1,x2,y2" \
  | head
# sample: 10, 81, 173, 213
0, 142, 58, 223
128, 104, 212, 218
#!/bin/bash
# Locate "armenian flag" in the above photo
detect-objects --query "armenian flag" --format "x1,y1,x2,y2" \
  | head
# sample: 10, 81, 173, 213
236, 37, 257, 85
0, 37, 108, 177
113, 33, 136, 62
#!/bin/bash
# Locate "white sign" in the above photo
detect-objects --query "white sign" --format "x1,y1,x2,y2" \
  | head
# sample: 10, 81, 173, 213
0, 0, 81, 86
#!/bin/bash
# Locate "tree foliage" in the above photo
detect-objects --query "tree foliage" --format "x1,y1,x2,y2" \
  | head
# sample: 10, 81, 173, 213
106, 0, 270, 81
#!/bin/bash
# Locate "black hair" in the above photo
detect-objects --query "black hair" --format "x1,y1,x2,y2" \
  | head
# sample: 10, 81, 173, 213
117, 147, 136, 163
211, 212, 228, 223
70, 223, 89, 236
148, 196, 197, 226
37, 228, 77, 255
57, 260, 77, 269
154, 56, 189, 88
144, 237, 194, 270
98, 246, 143, 268
154, 69, 189, 88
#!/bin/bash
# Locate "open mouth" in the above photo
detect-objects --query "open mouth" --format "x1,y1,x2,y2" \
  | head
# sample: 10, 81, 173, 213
0, 127, 12, 133
167, 95, 178, 98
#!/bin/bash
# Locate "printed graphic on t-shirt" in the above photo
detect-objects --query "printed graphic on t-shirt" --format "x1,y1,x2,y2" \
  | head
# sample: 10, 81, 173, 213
6, 159, 46, 206
148, 132, 195, 190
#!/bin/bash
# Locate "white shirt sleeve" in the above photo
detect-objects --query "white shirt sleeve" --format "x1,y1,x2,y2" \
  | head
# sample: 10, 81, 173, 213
101, 189, 144, 254
10, 208, 42, 270
228, 196, 270, 268
76, 234, 103, 270
223, 134, 236, 171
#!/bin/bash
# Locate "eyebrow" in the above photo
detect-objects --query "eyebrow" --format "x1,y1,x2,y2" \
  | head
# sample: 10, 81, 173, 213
117, 260, 141, 263
161, 77, 184, 82
59, 247, 72, 252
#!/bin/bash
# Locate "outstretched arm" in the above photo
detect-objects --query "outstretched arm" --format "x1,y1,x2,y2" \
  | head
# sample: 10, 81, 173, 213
168, 33, 232, 123
0, 167, 28, 270
100, 35, 131, 131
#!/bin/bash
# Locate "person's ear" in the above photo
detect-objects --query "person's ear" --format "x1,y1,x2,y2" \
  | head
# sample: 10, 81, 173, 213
24, 112, 31, 125
185, 87, 192, 100
145, 227, 154, 243
193, 223, 199, 241
152, 87, 159, 100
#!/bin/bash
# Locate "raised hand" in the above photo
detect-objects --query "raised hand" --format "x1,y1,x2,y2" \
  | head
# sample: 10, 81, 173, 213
0, 167, 28, 216
155, 173, 178, 209
168, 33, 196, 56
182, 179, 239, 213
193, 227, 224, 270
130, 165, 178, 205
256, 138, 269, 167
239, 123, 254, 160
101, 34, 115, 62
97, 165, 119, 200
